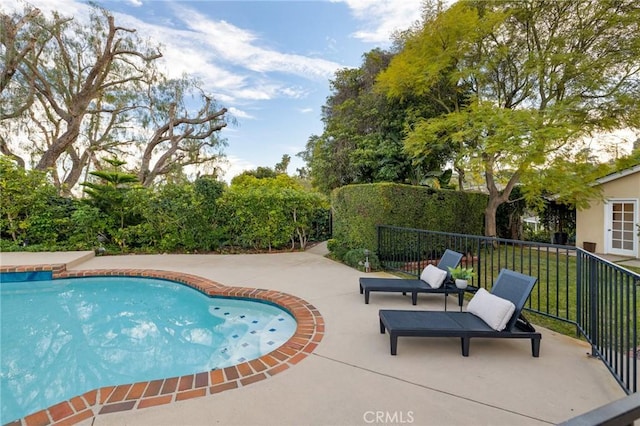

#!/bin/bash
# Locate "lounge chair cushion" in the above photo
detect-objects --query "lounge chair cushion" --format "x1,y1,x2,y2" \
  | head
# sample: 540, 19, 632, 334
467, 288, 516, 331
420, 264, 447, 289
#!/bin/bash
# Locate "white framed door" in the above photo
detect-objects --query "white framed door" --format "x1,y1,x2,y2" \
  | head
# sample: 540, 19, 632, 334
605, 199, 638, 257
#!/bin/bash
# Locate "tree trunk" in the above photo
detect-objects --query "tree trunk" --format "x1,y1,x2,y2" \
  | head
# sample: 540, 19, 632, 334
34, 115, 82, 171
484, 198, 500, 238
483, 153, 520, 238
0, 138, 25, 168
61, 148, 90, 195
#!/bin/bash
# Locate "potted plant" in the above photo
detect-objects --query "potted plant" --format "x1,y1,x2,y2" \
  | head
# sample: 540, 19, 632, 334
448, 265, 476, 289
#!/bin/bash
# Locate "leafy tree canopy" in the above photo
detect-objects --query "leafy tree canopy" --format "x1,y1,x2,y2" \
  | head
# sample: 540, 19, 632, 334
300, 47, 459, 194
1, 4, 229, 194
377, 0, 640, 237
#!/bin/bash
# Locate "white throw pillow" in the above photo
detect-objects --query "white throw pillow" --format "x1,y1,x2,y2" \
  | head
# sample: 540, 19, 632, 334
420, 264, 447, 289
467, 288, 516, 331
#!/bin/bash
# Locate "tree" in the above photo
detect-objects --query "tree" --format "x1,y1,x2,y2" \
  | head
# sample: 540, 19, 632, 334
136, 75, 228, 186
18, 7, 159, 168
0, 5, 230, 193
299, 133, 355, 193
0, 6, 66, 167
81, 157, 142, 248
274, 154, 291, 174
300, 48, 453, 194
378, 0, 640, 237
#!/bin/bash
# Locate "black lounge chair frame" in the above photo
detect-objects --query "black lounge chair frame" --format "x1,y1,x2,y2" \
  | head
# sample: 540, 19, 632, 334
359, 249, 465, 308
379, 269, 541, 357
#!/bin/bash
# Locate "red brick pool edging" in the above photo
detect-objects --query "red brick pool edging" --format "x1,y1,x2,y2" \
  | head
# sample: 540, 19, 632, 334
1, 265, 325, 426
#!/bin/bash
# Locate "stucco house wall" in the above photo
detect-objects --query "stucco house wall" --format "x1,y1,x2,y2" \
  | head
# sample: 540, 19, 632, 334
576, 165, 640, 258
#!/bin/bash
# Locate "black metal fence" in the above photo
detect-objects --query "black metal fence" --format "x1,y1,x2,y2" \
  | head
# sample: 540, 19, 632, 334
558, 392, 640, 426
577, 251, 638, 396
377, 225, 639, 395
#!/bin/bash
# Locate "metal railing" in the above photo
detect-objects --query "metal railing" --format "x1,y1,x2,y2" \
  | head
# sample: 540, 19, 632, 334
577, 251, 638, 396
376, 225, 639, 395
558, 392, 640, 426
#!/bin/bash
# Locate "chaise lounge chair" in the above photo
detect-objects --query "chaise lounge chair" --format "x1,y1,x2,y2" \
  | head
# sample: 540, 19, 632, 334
379, 268, 541, 357
359, 249, 464, 308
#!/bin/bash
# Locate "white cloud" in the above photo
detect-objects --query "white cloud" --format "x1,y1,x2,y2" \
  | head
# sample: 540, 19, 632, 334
219, 155, 256, 183
326, 36, 338, 52
127, 0, 143, 6
172, 5, 342, 80
156, 43, 246, 89
3, 0, 85, 18
8, 0, 339, 105
227, 107, 254, 120
280, 86, 308, 99
102, 5, 336, 105
336, 0, 423, 43
298, 107, 314, 114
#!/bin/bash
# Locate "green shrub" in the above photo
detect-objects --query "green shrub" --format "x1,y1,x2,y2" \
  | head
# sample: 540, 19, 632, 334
139, 182, 223, 252
525, 229, 551, 243
67, 204, 109, 249
0, 238, 20, 252
326, 238, 339, 252
331, 183, 487, 252
0, 156, 328, 254
343, 248, 381, 271
0, 157, 62, 245
327, 238, 349, 260
309, 208, 332, 242
219, 175, 328, 251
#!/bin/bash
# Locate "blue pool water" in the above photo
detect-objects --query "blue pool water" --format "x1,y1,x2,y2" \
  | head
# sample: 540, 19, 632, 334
0, 276, 296, 423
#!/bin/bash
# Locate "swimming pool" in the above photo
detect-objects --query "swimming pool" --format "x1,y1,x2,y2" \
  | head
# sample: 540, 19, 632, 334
0, 275, 298, 423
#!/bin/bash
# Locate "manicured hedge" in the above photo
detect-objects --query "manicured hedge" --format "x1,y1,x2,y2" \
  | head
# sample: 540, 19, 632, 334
331, 183, 487, 252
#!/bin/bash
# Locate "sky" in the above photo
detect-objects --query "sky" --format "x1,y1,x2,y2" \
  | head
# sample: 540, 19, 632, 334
7, 0, 425, 181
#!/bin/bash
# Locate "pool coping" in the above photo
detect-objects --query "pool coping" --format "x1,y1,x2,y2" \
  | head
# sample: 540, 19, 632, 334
1, 264, 325, 426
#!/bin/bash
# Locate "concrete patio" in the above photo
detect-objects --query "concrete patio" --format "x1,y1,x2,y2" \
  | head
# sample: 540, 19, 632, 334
0, 246, 628, 425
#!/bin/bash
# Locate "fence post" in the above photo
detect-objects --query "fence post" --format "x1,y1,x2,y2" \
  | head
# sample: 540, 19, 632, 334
588, 255, 598, 357
576, 252, 583, 338
476, 238, 482, 289
417, 232, 421, 273
633, 279, 638, 394
377, 226, 382, 262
